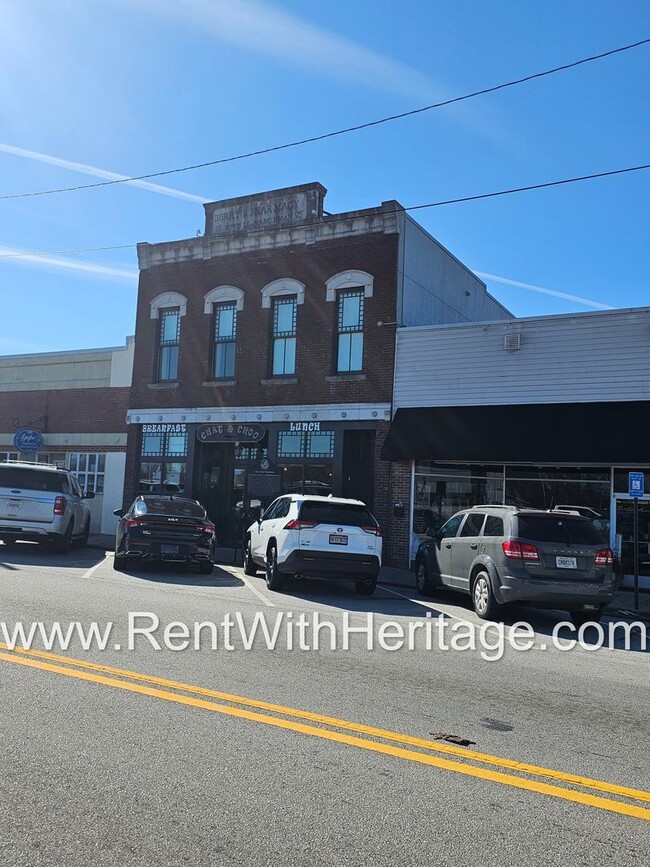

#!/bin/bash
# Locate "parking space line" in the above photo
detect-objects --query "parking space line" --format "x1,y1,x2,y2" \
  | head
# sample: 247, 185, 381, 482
224, 567, 276, 607
81, 554, 110, 581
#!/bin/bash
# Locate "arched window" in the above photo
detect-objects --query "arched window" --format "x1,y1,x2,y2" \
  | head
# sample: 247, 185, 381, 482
149, 293, 188, 382
325, 271, 373, 373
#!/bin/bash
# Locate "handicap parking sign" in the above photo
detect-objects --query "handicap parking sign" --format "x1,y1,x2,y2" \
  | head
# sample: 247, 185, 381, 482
629, 472, 644, 497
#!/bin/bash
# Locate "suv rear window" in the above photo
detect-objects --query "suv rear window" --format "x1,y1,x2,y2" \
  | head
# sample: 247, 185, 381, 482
0, 467, 65, 492
516, 515, 602, 545
137, 497, 206, 518
298, 502, 377, 527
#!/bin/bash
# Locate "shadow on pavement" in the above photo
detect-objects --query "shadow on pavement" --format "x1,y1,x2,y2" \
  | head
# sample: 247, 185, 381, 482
115, 561, 244, 588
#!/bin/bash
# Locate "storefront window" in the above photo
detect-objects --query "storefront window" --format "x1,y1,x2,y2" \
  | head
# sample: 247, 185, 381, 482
280, 463, 332, 496
138, 425, 188, 494
413, 464, 504, 537
306, 431, 335, 458
278, 432, 304, 458
138, 461, 186, 493
504, 467, 610, 520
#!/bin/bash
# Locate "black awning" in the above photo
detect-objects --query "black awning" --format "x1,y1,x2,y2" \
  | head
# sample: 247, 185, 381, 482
381, 402, 650, 464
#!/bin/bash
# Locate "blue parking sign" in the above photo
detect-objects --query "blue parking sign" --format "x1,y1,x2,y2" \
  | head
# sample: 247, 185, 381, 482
629, 472, 644, 497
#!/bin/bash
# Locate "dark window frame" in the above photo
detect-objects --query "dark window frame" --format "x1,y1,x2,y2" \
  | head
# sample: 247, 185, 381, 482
336, 288, 364, 373
271, 296, 297, 377
157, 307, 181, 382
213, 301, 237, 380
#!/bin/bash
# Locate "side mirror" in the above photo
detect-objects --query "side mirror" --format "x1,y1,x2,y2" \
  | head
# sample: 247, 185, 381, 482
84, 491, 95, 500
113, 508, 125, 518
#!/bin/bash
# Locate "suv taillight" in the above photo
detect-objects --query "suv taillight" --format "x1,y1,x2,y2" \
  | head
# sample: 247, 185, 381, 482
53, 496, 67, 516
502, 540, 539, 561
125, 518, 143, 529
595, 548, 613, 566
284, 520, 318, 530
362, 526, 382, 536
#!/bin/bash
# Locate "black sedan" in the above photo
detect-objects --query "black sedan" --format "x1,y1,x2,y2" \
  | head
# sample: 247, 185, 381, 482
113, 496, 215, 574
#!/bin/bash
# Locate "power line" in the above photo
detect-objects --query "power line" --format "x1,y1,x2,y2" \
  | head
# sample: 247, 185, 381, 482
1, 37, 648, 202
1, 161, 648, 261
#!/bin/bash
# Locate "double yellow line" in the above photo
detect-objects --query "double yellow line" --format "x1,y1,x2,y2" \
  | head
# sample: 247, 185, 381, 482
1, 642, 649, 822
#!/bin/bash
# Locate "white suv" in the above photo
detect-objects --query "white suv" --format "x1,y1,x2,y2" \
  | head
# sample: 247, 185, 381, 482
0, 461, 94, 554
244, 495, 382, 595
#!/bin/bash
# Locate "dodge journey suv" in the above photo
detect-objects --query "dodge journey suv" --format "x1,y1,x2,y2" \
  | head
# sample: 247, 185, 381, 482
414, 504, 616, 625
0, 461, 94, 553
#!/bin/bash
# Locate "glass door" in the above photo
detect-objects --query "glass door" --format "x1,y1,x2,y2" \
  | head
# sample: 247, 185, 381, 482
613, 495, 650, 589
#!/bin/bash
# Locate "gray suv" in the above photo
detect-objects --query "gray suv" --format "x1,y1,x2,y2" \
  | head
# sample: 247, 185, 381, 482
414, 505, 616, 625
0, 461, 94, 553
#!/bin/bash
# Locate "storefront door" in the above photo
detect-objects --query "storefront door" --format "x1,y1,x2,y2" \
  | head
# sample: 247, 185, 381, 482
194, 444, 241, 547
613, 495, 650, 589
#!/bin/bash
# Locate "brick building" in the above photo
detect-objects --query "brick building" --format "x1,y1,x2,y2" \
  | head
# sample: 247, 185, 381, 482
0, 340, 134, 533
125, 183, 509, 564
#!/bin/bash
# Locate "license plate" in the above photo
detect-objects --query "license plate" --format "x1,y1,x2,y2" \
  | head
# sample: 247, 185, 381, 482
161, 544, 179, 554
329, 534, 348, 546
556, 556, 577, 569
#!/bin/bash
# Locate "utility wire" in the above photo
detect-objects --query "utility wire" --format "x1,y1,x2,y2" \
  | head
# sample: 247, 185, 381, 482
1, 162, 648, 261
1, 37, 648, 202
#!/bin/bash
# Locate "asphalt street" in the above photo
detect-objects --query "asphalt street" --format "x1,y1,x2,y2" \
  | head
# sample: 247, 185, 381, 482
1, 542, 648, 866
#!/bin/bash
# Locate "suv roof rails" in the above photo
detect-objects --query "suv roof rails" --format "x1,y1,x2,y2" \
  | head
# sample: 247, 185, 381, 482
0, 459, 59, 470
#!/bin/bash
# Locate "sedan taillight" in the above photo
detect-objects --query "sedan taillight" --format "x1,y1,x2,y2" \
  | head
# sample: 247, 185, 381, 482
53, 496, 67, 516
595, 548, 613, 566
502, 540, 539, 561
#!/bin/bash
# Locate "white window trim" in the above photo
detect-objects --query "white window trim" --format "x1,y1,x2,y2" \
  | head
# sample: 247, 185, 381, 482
261, 278, 305, 309
325, 270, 374, 302
150, 292, 188, 319
204, 285, 244, 314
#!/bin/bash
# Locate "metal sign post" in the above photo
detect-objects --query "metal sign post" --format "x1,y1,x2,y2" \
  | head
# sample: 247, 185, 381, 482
628, 472, 644, 611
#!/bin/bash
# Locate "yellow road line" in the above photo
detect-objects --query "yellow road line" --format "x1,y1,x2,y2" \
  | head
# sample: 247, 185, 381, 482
1, 648, 649, 822
2, 641, 648, 806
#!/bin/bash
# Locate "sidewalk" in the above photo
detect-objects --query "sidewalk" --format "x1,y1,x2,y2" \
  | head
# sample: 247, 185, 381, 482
87, 535, 650, 621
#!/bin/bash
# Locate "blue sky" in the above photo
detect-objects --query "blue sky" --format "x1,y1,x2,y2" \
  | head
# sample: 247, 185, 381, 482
0, 0, 648, 354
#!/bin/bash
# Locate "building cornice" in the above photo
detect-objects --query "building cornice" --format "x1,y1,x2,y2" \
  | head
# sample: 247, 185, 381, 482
127, 403, 392, 424
137, 206, 401, 270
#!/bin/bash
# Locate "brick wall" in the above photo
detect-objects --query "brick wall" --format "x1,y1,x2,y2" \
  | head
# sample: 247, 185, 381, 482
0, 387, 130, 434
130, 233, 399, 409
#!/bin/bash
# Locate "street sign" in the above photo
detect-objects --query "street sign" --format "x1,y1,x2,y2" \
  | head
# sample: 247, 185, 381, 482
628, 472, 644, 498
